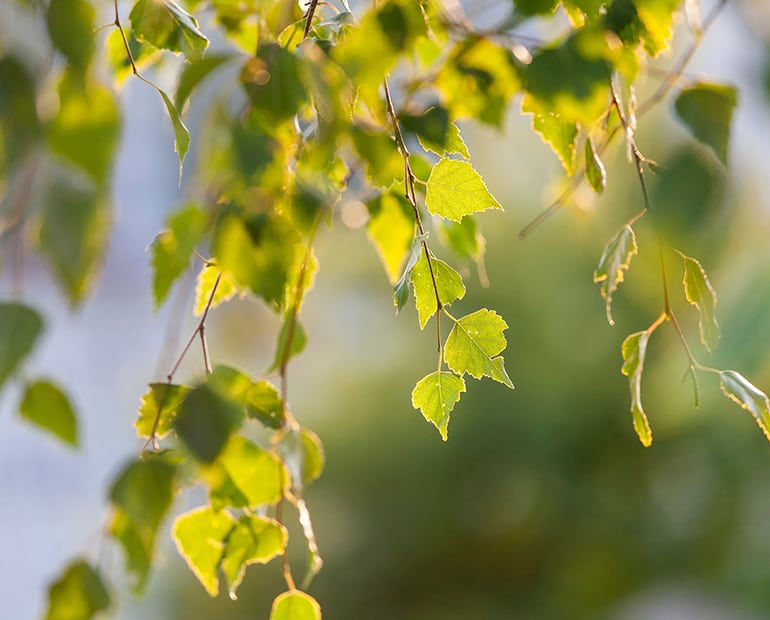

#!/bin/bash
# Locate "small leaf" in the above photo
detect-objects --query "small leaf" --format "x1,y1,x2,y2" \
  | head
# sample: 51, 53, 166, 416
521, 93, 578, 175
366, 186, 414, 284
44, 559, 110, 620
411, 371, 466, 441
680, 253, 720, 351
0, 303, 43, 390
245, 380, 285, 429
585, 136, 606, 193
393, 233, 427, 312
222, 515, 287, 599
719, 370, 770, 441
410, 254, 465, 329
270, 590, 322, 620
279, 427, 325, 492
674, 82, 738, 164
620, 330, 652, 447
130, 0, 209, 61
194, 264, 240, 316
156, 87, 191, 180
135, 383, 190, 439
426, 159, 503, 222
269, 315, 307, 372
444, 309, 514, 388
172, 505, 235, 596
19, 380, 78, 447
175, 53, 234, 111
593, 224, 638, 326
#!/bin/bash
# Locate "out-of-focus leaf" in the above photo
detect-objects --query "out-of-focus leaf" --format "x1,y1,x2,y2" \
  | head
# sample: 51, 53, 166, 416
44, 559, 110, 620
426, 159, 503, 223
222, 515, 287, 598
19, 380, 78, 447
0, 56, 39, 164
47, 0, 95, 73
242, 45, 306, 126
719, 370, 770, 442
399, 106, 470, 159
130, 0, 209, 61
270, 315, 307, 372
175, 53, 235, 111
521, 93, 578, 175
194, 264, 240, 316
393, 234, 427, 312
444, 309, 513, 388
0, 302, 43, 390
620, 330, 652, 447
367, 186, 415, 285
245, 380, 284, 429
350, 125, 403, 189
135, 383, 190, 439
585, 136, 607, 193
410, 254, 465, 329
680, 253, 720, 351
674, 82, 738, 164
279, 427, 325, 492
156, 87, 190, 180
270, 590, 323, 620
593, 224, 638, 326
411, 371, 466, 441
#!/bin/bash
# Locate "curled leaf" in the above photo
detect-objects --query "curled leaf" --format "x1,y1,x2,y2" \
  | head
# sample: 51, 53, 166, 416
621, 330, 652, 447
680, 253, 720, 352
593, 224, 638, 326
719, 370, 770, 441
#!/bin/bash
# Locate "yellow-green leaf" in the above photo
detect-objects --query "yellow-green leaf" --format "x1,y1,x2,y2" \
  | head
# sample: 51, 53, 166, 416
521, 93, 577, 175
620, 330, 652, 447
279, 427, 325, 491
680, 253, 720, 351
193, 264, 240, 316
411, 371, 466, 441
585, 136, 606, 193
366, 186, 414, 285
426, 159, 503, 223
130, 0, 209, 61
719, 370, 770, 442
593, 224, 638, 326
270, 590, 322, 620
19, 380, 78, 447
0, 302, 43, 390
44, 560, 110, 620
135, 383, 190, 439
410, 254, 465, 329
444, 309, 513, 388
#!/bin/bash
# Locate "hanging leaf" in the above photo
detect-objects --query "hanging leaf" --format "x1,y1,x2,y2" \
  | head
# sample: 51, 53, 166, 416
411, 371, 466, 441
0, 303, 43, 390
426, 159, 503, 223
175, 53, 235, 111
44, 559, 111, 620
270, 590, 323, 620
129, 0, 209, 61
585, 136, 607, 193
444, 309, 514, 388
366, 186, 414, 285
19, 380, 78, 448
593, 224, 638, 326
620, 330, 652, 447
410, 254, 465, 329
399, 106, 470, 159
46, 0, 95, 73
135, 382, 190, 439
521, 93, 578, 175
270, 315, 307, 372
680, 253, 720, 351
719, 370, 770, 441
279, 427, 325, 491
156, 87, 191, 180
393, 233, 428, 312
674, 82, 738, 164
245, 380, 285, 429
194, 264, 240, 316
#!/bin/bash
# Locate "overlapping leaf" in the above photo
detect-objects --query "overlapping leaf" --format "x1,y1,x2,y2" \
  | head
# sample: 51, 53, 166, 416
135, 382, 190, 439
680, 253, 720, 351
366, 186, 414, 284
620, 330, 652, 447
194, 264, 240, 316
222, 515, 287, 598
393, 234, 427, 312
444, 309, 513, 388
521, 93, 577, 175
593, 224, 638, 326
426, 159, 503, 222
410, 254, 465, 329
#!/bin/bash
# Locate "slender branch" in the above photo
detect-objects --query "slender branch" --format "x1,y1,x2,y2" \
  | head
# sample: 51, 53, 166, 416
274, 498, 297, 590
659, 244, 699, 372
302, 0, 321, 39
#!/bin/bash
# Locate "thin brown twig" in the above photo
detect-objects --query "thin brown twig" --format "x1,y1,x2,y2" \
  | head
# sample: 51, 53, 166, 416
609, 79, 650, 211
302, 0, 321, 39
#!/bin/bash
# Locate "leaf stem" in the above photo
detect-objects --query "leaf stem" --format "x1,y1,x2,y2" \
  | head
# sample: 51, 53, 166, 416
275, 498, 297, 591
302, 0, 321, 39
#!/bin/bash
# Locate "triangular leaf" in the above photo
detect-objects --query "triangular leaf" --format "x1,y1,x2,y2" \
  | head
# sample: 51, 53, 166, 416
410, 254, 465, 329
680, 253, 720, 351
593, 224, 638, 326
585, 136, 607, 193
444, 309, 514, 388
719, 370, 770, 441
411, 371, 466, 441
674, 82, 738, 164
0, 302, 43, 390
620, 330, 652, 447
426, 159, 503, 222
44, 559, 111, 620
521, 93, 577, 175
19, 380, 78, 447
130, 0, 209, 61
270, 590, 323, 620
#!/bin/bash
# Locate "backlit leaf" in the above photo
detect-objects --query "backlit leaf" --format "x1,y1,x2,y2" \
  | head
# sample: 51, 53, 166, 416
426, 159, 503, 223
156, 87, 190, 180
674, 82, 737, 164
135, 383, 190, 439
44, 560, 110, 620
279, 427, 325, 491
438, 216, 485, 263
444, 309, 513, 388
172, 505, 234, 596
242, 45, 306, 126
680, 253, 720, 351
593, 224, 638, 326
175, 53, 234, 111
400, 106, 470, 159
130, 0, 209, 61
270, 315, 307, 372
270, 590, 323, 620
411, 371, 466, 441
719, 370, 770, 442
620, 330, 652, 447
366, 186, 414, 284
410, 254, 465, 329
521, 93, 578, 175
393, 234, 427, 312
0, 302, 43, 390
19, 380, 78, 447
585, 136, 607, 193
194, 264, 240, 316
245, 380, 284, 429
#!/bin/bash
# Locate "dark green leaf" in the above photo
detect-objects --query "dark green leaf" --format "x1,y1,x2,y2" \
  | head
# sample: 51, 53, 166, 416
270, 590, 323, 620
411, 371, 466, 441
426, 159, 503, 222
521, 93, 578, 175
410, 254, 465, 329
222, 515, 287, 599
270, 315, 307, 372
0, 302, 43, 390
393, 234, 427, 312
399, 106, 470, 159
0, 56, 40, 165
584, 136, 606, 193
44, 560, 110, 620
245, 380, 285, 429
719, 370, 770, 442
242, 45, 306, 126
156, 87, 190, 180
620, 330, 652, 447
444, 309, 513, 388
47, 0, 95, 73
350, 125, 403, 189
175, 53, 235, 111
680, 253, 720, 352
135, 383, 191, 439
130, 0, 209, 61
674, 82, 738, 164
593, 224, 638, 326
19, 380, 78, 447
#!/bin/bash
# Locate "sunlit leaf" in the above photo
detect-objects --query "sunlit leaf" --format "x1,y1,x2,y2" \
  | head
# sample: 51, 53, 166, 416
270, 590, 323, 620
719, 370, 770, 442
156, 87, 190, 180
135, 383, 190, 439
172, 505, 234, 596
585, 136, 607, 193
444, 309, 513, 388
279, 427, 325, 491
0, 302, 43, 390
593, 224, 638, 326
44, 560, 110, 620
19, 380, 78, 447
521, 93, 578, 175
194, 264, 240, 316
130, 0, 209, 61
674, 82, 737, 164
245, 380, 285, 429
410, 254, 465, 329
366, 186, 415, 284
411, 371, 466, 441
399, 106, 470, 159
426, 159, 503, 223
393, 234, 427, 312
620, 330, 652, 447
270, 315, 307, 372
680, 253, 720, 351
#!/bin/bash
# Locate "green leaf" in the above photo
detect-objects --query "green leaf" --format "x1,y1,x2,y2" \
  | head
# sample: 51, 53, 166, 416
222, 515, 288, 599
426, 159, 503, 223
156, 87, 191, 180
109, 454, 177, 593
270, 590, 323, 620
584, 136, 607, 193
674, 82, 738, 164
47, 68, 121, 185
279, 427, 325, 491
350, 125, 404, 189
172, 505, 234, 596
0, 56, 40, 165
438, 216, 485, 263
194, 264, 240, 316
719, 370, 770, 442
175, 53, 235, 111
680, 253, 720, 352
635, 0, 680, 56
135, 383, 190, 439
151, 204, 207, 307
410, 254, 465, 329
593, 224, 638, 326
242, 45, 306, 126
521, 93, 578, 175
444, 309, 514, 388
366, 186, 415, 284
0, 302, 43, 390
245, 380, 285, 429
411, 371, 466, 441
393, 234, 427, 312
44, 559, 110, 620
19, 380, 78, 447
129, 0, 209, 61
399, 106, 470, 159
270, 315, 307, 372
47, 0, 95, 73
620, 330, 652, 447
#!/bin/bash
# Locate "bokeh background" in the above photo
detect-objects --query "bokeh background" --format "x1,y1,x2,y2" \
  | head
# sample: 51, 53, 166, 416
3, 1, 770, 619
